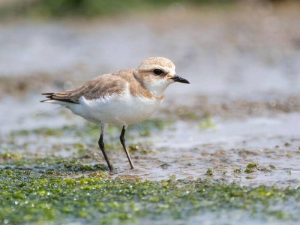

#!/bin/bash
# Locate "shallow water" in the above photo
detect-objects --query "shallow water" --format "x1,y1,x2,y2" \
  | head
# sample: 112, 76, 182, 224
1, 97, 299, 188
116, 116, 300, 187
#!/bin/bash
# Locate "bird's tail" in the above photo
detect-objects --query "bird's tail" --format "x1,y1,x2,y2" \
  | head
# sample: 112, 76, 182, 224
41, 92, 78, 104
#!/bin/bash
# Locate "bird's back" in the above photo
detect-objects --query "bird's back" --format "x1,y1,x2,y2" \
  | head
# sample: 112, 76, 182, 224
42, 73, 127, 104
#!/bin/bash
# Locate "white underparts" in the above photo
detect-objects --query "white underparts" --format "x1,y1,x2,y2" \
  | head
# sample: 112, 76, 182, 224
66, 84, 162, 125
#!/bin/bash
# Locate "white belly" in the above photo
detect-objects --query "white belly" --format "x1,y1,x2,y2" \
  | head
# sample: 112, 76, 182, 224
68, 92, 162, 125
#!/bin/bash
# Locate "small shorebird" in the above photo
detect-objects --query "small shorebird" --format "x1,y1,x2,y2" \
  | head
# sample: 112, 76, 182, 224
41, 57, 189, 171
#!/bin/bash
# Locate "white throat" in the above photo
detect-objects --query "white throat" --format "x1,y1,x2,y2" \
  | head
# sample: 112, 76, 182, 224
144, 79, 170, 96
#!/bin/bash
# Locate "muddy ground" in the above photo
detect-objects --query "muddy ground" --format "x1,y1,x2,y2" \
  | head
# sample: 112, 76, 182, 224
0, 3, 300, 225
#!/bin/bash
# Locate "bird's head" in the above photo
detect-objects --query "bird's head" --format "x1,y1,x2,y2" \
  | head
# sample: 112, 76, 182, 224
135, 57, 189, 96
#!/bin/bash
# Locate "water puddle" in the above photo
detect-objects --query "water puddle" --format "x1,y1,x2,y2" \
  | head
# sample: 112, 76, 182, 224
1, 97, 299, 187
115, 114, 300, 187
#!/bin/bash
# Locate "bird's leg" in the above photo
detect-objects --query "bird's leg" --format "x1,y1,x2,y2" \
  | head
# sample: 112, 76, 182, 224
98, 123, 113, 171
120, 125, 134, 169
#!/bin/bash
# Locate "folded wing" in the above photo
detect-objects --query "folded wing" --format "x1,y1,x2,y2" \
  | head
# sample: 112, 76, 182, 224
41, 74, 126, 104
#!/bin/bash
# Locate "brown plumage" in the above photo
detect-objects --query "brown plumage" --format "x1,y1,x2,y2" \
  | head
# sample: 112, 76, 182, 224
41, 69, 156, 104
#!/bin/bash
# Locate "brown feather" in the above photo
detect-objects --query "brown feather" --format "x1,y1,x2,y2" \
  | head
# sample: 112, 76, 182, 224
41, 69, 158, 104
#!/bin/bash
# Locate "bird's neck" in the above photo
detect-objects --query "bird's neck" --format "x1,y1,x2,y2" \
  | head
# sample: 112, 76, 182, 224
144, 81, 167, 97
133, 71, 166, 99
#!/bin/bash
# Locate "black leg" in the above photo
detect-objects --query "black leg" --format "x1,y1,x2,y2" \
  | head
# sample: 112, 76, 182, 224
120, 125, 134, 169
98, 124, 113, 171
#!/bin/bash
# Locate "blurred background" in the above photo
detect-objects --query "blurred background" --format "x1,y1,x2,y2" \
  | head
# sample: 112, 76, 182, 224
0, 0, 299, 101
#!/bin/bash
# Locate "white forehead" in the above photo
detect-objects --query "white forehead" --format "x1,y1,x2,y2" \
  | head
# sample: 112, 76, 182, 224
138, 57, 176, 74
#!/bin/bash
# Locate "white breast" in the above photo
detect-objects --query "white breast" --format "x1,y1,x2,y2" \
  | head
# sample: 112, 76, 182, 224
68, 86, 162, 125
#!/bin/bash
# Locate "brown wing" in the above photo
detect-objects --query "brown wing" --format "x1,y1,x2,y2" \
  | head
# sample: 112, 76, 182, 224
41, 74, 126, 104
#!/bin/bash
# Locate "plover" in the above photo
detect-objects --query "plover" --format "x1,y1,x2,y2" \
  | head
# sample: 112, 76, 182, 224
41, 57, 189, 171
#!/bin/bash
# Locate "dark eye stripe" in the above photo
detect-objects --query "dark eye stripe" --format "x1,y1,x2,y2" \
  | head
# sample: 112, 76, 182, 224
153, 69, 164, 76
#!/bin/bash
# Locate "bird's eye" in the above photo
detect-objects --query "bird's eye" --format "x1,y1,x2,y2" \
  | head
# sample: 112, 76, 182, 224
153, 69, 164, 76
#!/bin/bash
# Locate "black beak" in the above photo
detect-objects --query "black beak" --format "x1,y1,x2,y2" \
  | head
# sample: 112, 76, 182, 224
172, 75, 190, 84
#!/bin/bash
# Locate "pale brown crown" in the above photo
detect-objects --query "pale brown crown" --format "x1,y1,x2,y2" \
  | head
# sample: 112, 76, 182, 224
137, 57, 175, 74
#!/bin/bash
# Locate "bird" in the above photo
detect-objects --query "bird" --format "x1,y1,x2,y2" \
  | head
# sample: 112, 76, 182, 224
41, 57, 189, 171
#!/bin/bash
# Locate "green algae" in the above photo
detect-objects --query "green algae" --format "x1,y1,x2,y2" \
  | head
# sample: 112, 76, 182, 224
245, 163, 258, 174
198, 114, 217, 130
9, 118, 171, 139
0, 0, 234, 19
171, 106, 201, 121
3, 118, 170, 159
1, 117, 300, 224
205, 168, 213, 176
131, 118, 172, 137
0, 166, 299, 225
0, 156, 108, 174
0, 152, 22, 161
